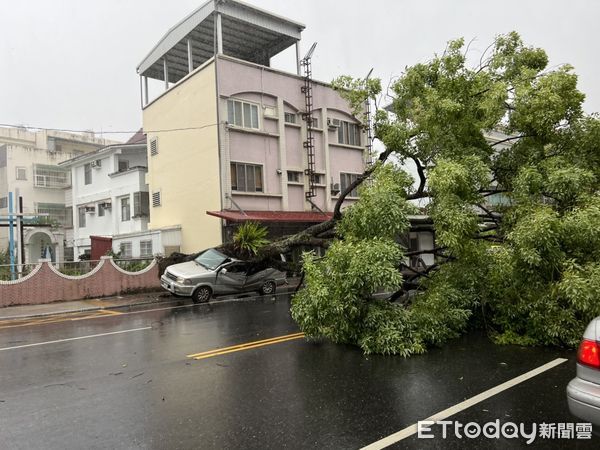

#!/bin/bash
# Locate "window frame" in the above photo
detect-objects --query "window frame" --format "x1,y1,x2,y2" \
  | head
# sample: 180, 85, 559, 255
140, 240, 153, 257
287, 170, 303, 184
340, 172, 361, 198
120, 196, 131, 222
84, 163, 92, 185
16, 167, 27, 180
284, 112, 297, 124
337, 120, 361, 147
119, 242, 133, 258
230, 162, 264, 193
78, 206, 86, 228
227, 99, 260, 130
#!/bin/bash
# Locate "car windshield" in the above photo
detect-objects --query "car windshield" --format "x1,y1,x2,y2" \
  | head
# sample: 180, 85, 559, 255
194, 248, 229, 271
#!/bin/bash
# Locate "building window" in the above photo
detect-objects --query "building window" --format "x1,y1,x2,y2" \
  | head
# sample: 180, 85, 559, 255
287, 171, 302, 183
337, 120, 361, 146
34, 164, 70, 188
16, 167, 27, 180
152, 191, 161, 207
120, 242, 132, 258
134, 191, 150, 217
84, 163, 92, 185
78, 207, 86, 228
140, 240, 153, 257
284, 112, 296, 124
311, 173, 325, 185
121, 197, 131, 221
311, 117, 319, 129
231, 162, 263, 192
0, 197, 7, 209
227, 99, 259, 129
118, 160, 130, 172
150, 138, 158, 156
341, 172, 361, 197
98, 202, 105, 217
36, 203, 69, 226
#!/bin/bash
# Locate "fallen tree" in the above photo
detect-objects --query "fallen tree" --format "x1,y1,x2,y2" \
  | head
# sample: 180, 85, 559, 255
163, 32, 600, 356
290, 32, 600, 355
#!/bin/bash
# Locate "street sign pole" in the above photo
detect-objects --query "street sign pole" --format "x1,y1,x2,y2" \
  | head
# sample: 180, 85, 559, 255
8, 192, 15, 280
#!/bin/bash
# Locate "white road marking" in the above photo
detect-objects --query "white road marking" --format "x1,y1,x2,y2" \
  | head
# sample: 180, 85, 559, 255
0, 327, 152, 352
361, 357, 568, 450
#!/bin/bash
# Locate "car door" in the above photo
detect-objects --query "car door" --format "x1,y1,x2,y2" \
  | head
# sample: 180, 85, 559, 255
215, 262, 248, 294
244, 264, 269, 291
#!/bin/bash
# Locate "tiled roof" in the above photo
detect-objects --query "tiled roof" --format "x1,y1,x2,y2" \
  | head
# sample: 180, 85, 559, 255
126, 128, 146, 144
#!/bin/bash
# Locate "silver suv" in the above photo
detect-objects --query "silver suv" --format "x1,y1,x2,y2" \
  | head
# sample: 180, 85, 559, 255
160, 248, 287, 303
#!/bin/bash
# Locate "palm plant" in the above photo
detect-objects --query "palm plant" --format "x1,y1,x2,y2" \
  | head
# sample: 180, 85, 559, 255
233, 222, 269, 258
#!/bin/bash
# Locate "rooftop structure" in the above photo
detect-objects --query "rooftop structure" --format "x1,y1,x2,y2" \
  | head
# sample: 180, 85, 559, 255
137, 0, 305, 104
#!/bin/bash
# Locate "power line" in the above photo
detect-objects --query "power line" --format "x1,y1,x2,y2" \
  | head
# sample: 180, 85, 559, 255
0, 123, 218, 135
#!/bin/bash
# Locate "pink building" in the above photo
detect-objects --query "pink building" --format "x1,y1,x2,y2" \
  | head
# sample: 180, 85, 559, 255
137, 0, 367, 253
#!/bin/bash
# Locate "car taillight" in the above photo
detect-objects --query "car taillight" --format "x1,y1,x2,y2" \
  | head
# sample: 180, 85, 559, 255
577, 339, 600, 369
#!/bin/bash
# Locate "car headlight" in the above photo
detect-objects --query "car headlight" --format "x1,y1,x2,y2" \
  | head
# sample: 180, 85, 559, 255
176, 276, 191, 285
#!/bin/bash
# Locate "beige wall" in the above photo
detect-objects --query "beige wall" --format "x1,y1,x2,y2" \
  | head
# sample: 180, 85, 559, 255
143, 61, 221, 253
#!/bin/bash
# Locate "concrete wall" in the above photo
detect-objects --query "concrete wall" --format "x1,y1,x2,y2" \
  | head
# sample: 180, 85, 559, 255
0, 257, 160, 307
143, 59, 221, 254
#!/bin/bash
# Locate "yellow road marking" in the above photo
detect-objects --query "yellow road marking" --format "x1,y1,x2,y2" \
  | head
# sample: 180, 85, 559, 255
187, 332, 305, 360
0, 309, 123, 329
97, 309, 122, 316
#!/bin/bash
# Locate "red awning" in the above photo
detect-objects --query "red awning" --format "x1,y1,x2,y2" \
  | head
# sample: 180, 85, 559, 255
207, 210, 332, 223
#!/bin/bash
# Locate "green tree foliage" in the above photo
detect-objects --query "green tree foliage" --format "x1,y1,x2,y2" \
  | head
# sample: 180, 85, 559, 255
291, 32, 600, 354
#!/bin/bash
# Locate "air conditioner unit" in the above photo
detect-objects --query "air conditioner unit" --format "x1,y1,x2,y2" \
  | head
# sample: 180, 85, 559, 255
327, 118, 341, 129
85, 205, 96, 213
90, 159, 102, 168
99, 202, 112, 209
331, 182, 340, 195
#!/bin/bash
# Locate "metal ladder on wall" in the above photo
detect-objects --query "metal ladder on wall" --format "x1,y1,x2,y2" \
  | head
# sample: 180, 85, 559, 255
300, 43, 318, 200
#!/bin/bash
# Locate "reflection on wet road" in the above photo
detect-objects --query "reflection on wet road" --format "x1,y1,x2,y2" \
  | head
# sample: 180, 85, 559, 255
0, 294, 596, 449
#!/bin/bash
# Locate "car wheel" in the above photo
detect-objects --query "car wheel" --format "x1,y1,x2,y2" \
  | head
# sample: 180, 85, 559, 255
259, 280, 276, 295
192, 286, 212, 303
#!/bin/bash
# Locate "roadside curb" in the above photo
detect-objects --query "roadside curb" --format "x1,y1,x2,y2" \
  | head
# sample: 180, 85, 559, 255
0, 292, 169, 321
0, 284, 302, 321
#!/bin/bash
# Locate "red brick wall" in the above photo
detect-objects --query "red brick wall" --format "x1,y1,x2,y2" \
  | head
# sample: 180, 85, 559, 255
0, 257, 161, 308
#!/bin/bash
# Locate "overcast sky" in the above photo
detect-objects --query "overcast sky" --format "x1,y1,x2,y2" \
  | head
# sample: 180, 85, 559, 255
1, 0, 598, 142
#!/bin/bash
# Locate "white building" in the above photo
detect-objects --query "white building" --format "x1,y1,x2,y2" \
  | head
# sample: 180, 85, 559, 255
0, 126, 116, 263
61, 132, 157, 259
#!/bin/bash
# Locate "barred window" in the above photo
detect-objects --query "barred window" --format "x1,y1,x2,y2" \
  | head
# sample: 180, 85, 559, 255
284, 112, 296, 124
36, 203, 69, 226
120, 242, 132, 258
34, 164, 70, 188
140, 240, 153, 257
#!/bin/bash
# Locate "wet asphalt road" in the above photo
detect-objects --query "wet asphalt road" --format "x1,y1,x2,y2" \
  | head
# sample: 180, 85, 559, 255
0, 294, 597, 449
